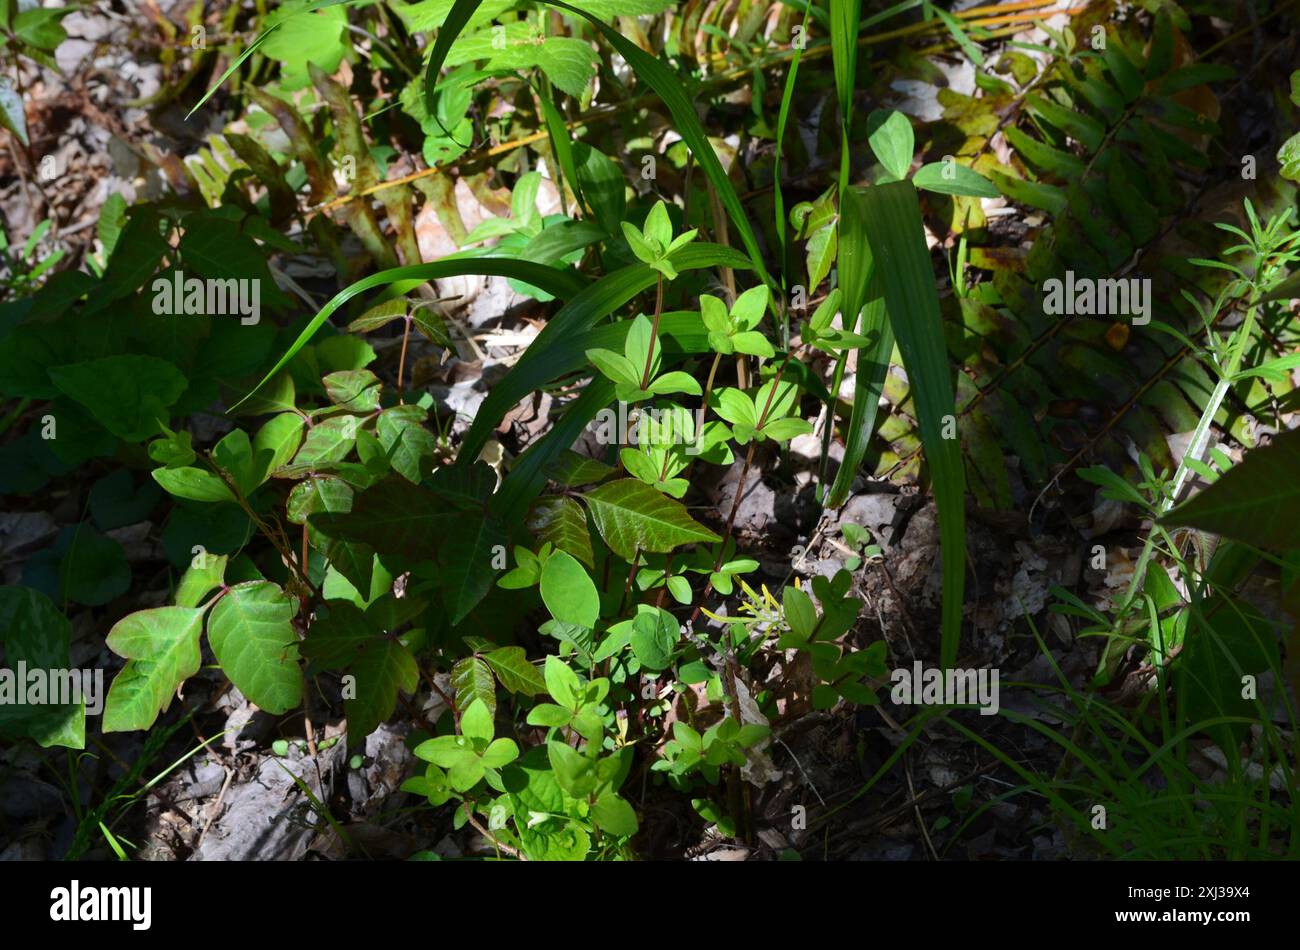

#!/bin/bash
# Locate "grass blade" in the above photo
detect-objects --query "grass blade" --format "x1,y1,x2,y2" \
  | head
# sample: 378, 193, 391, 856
825, 187, 894, 508
185, 0, 362, 121
858, 181, 966, 668
773, 3, 812, 309
232, 259, 587, 412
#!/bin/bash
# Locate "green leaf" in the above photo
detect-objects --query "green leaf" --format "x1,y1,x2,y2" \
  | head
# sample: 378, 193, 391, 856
590, 792, 639, 836
587, 348, 641, 387
543, 654, 581, 708
867, 110, 914, 181
175, 554, 229, 609
547, 739, 597, 797
345, 635, 419, 746
252, 413, 305, 480
376, 405, 437, 483
582, 479, 720, 560
912, 161, 1000, 198
289, 476, 374, 595
293, 415, 358, 469
441, 511, 509, 624
827, 187, 891, 508
629, 608, 676, 671
0, 587, 84, 748
324, 370, 382, 411
49, 356, 187, 442
484, 646, 547, 696
309, 477, 454, 559
452, 657, 497, 719
153, 466, 236, 504
539, 551, 600, 627
526, 703, 572, 728
782, 586, 817, 641
527, 496, 594, 567
712, 389, 757, 429
258, 1, 350, 88
1163, 428, 1300, 551
212, 429, 261, 497
207, 581, 302, 714
1278, 132, 1300, 183
103, 607, 205, 732
570, 141, 624, 234
859, 182, 965, 668
0, 76, 28, 146
1179, 595, 1280, 752
28, 526, 130, 607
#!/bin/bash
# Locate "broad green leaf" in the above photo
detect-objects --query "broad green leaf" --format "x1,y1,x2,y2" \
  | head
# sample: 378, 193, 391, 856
324, 370, 382, 411
300, 598, 371, 667
207, 581, 302, 714
344, 635, 418, 746
1163, 428, 1300, 551
26, 526, 130, 608
544, 655, 581, 708
212, 429, 261, 496
573, 142, 626, 235
539, 551, 599, 627
913, 161, 1000, 198
630, 608, 676, 671
527, 496, 594, 567
252, 413, 305, 481
0, 587, 84, 748
153, 466, 236, 504
590, 792, 638, 836
441, 511, 509, 624
0, 76, 28, 146
309, 477, 454, 559
292, 415, 356, 468
103, 607, 205, 732
547, 739, 597, 797
1179, 594, 1280, 752
376, 405, 437, 483
582, 478, 720, 560
452, 656, 497, 719
289, 476, 374, 595
867, 110, 914, 181
49, 355, 187, 442
484, 646, 547, 696
174, 553, 229, 609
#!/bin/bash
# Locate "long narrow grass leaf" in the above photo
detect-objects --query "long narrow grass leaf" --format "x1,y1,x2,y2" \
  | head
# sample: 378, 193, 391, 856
233, 259, 586, 411
859, 181, 966, 668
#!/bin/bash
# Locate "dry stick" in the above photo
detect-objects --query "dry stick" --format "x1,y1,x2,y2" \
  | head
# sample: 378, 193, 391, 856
462, 802, 526, 860
396, 313, 413, 403
904, 752, 940, 861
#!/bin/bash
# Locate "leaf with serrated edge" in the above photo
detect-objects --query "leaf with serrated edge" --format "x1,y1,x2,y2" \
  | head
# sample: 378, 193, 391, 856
103, 607, 205, 732
484, 646, 547, 695
582, 479, 719, 560
207, 581, 302, 714
452, 656, 496, 718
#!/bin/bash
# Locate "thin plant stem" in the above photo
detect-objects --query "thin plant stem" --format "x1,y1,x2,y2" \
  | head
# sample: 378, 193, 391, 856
639, 275, 665, 390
